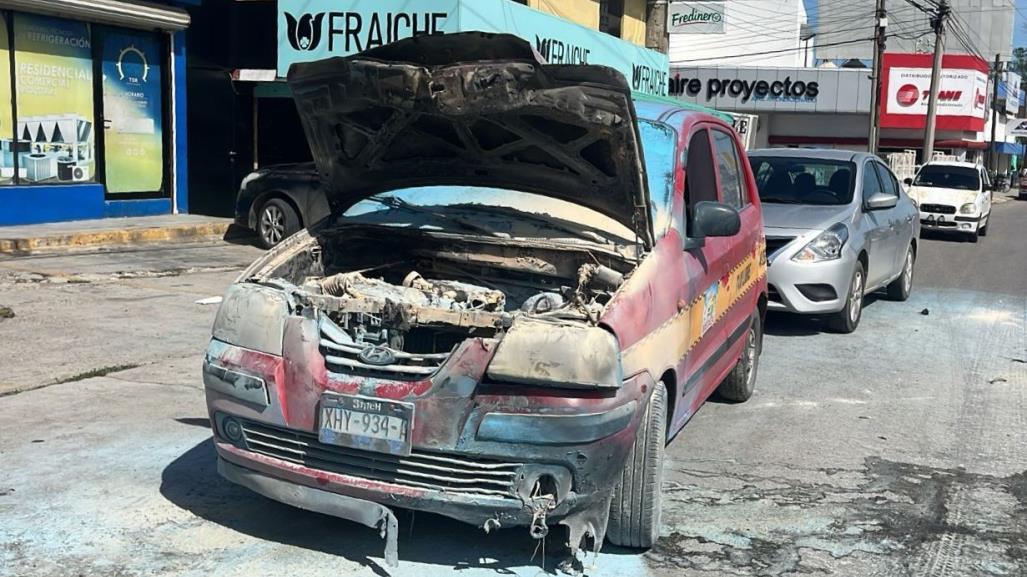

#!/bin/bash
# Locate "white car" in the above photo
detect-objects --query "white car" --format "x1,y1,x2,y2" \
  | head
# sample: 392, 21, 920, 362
904, 161, 992, 242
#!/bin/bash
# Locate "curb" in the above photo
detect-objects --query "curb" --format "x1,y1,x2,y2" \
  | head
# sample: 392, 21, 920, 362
0, 222, 232, 256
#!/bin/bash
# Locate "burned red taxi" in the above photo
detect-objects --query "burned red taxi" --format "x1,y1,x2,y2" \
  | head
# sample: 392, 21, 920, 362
204, 32, 766, 566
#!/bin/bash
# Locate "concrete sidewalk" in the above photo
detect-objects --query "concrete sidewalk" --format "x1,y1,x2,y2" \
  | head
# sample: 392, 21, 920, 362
0, 214, 237, 256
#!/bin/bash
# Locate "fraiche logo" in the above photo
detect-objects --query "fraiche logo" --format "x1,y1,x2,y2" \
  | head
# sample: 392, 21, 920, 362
896, 84, 920, 106
284, 12, 325, 51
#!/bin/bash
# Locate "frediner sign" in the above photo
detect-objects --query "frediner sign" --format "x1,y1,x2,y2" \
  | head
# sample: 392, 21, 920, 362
667, 2, 725, 34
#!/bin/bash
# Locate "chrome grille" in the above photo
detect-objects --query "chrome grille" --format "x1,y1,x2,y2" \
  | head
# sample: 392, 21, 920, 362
319, 315, 447, 379
920, 203, 956, 215
239, 419, 522, 498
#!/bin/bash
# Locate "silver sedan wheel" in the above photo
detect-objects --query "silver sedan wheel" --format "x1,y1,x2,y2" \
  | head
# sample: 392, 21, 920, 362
849, 270, 864, 324
902, 250, 914, 294
260, 204, 286, 246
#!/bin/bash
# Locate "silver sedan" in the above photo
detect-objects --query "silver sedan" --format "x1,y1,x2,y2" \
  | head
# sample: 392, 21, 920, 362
748, 149, 920, 333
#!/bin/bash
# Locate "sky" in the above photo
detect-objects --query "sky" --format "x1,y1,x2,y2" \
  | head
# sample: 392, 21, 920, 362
803, 0, 1027, 49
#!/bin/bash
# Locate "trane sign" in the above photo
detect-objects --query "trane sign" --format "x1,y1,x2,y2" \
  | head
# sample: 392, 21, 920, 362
881, 53, 989, 132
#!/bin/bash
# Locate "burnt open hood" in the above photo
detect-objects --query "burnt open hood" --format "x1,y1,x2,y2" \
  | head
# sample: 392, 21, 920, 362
286, 32, 654, 247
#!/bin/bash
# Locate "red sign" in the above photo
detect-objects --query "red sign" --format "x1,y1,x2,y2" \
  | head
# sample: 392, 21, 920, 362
879, 53, 990, 132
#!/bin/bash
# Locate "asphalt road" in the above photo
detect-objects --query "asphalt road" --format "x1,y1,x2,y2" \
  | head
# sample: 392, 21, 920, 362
1, 196, 1024, 577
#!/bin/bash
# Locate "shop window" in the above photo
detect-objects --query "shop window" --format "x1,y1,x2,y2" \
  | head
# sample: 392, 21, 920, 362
100, 28, 165, 194
13, 13, 96, 184
0, 12, 168, 194
599, 0, 624, 38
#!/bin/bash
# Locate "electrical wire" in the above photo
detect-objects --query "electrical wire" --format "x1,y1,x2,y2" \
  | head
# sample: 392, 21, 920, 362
672, 36, 878, 64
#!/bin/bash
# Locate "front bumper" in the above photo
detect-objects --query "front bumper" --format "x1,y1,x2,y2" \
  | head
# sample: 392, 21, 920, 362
766, 251, 854, 314
919, 210, 979, 233
205, 335, 649, 539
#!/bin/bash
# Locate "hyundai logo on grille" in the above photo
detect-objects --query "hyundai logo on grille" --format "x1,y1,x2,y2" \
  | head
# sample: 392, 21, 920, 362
358, 345, 396, 366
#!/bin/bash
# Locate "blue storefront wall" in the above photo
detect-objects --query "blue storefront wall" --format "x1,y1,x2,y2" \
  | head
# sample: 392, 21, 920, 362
0, 3, 192, 226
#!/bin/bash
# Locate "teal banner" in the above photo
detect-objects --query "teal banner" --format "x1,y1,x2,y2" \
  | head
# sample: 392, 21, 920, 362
278, 0, 669, 96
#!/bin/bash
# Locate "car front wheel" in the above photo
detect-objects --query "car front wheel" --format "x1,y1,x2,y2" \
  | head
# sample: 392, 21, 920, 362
257, 198, 300, 249
828, 262, 865, 333
607, 381, 666, 549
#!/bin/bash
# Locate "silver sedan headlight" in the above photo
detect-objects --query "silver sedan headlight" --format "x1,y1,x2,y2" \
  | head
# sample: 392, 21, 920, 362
792, 223, 849, 263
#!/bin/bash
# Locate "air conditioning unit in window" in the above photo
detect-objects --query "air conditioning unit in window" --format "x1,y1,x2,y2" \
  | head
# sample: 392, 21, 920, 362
71, 165, 90, 182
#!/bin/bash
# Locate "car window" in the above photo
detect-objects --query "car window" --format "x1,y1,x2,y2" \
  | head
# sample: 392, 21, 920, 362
638, 119, 678, 237
684, 129, 717, 224
862, 162, 883, 201
912, 165, 980, 191
748, 156, 855, 205
873, 162, 898, 196
712, 129, 744, 208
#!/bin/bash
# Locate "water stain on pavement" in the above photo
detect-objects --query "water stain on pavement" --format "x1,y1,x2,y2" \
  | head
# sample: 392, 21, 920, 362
649, 457, 1027, 576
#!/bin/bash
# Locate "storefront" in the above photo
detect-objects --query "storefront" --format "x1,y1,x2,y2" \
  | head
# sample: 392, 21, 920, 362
0, 0, 192, 226
260, 0, 670, 163
670, 54, 1011, 163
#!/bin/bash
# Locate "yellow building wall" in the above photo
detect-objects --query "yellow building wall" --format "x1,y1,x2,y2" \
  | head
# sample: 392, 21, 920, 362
621, 0, 647, 46
529, 0, 599, 30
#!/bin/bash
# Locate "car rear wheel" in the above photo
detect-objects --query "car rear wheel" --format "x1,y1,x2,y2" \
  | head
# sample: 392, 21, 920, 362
828, 262, 865, 334
607, 381, 666, 550
257, 198, 300, 249
886, 246, 915, 301
716, 313, 761, 402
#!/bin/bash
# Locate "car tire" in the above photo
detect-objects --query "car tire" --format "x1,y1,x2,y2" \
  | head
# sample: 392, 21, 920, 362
828, 262, 865, 334
886, 246, 915, 301
257, 198, 300, 249
607, 381, 666, 550
715, 313, 761, 402
979, 215, 989, 237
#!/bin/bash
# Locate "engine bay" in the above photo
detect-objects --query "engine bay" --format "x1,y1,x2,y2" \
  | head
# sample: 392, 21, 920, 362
260, 228, 630, 373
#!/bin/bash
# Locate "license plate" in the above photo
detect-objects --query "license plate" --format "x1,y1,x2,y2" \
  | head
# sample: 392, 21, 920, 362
318, 394, 414, 456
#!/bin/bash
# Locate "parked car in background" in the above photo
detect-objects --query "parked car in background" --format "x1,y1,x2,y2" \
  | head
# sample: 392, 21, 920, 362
904, 161, 992, 242
205, 32, 767, 564
234, 162, 325, 249
748, 149, 919, 333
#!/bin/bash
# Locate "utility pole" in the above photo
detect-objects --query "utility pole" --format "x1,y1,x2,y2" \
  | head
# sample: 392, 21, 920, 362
988, 54, 1002, 174
645, 0, 669, 54
867, 0, 887, 155
922, 0, 949, 162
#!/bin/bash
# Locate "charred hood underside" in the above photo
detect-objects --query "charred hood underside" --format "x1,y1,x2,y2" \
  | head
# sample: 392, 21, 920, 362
286, 32, 654, 246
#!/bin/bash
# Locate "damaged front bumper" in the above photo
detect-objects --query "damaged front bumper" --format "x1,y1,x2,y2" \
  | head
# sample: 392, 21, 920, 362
205, 337, 653, 565
217, 457, 399, 566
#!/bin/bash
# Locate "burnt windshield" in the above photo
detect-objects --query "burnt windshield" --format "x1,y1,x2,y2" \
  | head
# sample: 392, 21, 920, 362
912, 165, 980, 191
749, 157, 856, 205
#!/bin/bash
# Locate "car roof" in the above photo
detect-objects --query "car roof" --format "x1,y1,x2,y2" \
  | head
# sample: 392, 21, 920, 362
633, 94, 732, 126
921, 160, 980, 169
748, 148, 865, 162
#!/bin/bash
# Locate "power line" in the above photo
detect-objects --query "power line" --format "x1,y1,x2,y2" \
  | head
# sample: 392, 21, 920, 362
672, 37, 878, 64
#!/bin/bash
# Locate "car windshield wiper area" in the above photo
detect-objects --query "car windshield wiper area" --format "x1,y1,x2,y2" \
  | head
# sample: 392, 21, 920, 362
446, 204, 618, 245
758, 196, 803, 204
362, 196, 505, 238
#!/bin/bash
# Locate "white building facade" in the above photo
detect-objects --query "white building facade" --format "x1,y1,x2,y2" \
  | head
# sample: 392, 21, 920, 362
667, 0, 808, 67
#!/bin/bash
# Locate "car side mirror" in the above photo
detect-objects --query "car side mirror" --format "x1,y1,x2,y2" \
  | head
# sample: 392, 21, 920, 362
685, 201, 741, 249
903, 177, 913, 186
865, 192, 898, 211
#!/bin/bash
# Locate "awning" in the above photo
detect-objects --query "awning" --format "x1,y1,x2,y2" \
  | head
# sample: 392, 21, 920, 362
991, 141, 1024, 155
0, 0, 190, 31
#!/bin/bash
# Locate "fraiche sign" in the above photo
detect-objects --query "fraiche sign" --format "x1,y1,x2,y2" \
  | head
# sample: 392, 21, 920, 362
278, 0, 670, 96
881, 53, 989, 132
